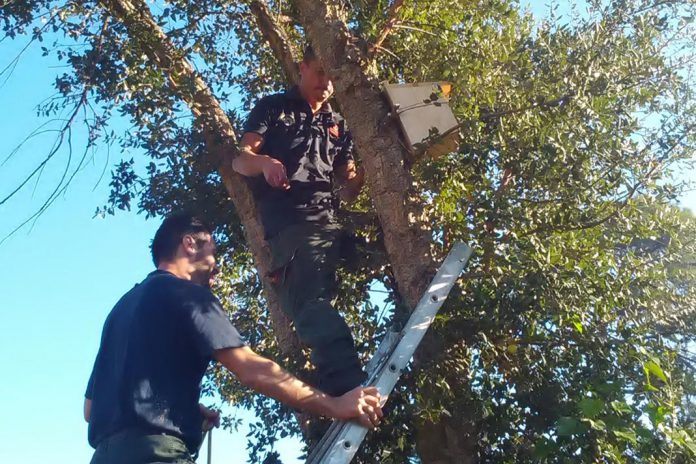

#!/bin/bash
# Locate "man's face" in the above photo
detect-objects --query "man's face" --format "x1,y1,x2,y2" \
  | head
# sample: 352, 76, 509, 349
188, 232, 217, 286
299, 59, 334, 104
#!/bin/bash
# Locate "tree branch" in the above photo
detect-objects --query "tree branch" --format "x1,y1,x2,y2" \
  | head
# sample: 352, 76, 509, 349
521, 160, 663, 238
248, 0, 300, 85
1, 15, 112, 243
97, 0, 303, 356
369, 0, 404, 57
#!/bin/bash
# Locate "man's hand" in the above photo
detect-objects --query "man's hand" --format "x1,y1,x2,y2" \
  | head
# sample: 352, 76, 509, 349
262, 156, 290, 190
215, 347, 385, 429
336, 161, 365, 203
234, 132, 290, 190
199, 404, 221, 432
330, 386, 383, 429
346, 164, 365, 183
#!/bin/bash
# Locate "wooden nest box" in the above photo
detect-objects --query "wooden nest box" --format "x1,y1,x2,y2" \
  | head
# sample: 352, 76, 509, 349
381, 81, 460, 158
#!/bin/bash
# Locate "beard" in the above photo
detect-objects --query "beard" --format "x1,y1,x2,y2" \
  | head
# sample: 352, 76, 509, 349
190, 265, 216, 288
205, 266, 220, 288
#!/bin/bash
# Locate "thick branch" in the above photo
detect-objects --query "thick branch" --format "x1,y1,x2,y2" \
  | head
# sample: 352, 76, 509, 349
249, 0, 301, 85
98, 0, 301, 355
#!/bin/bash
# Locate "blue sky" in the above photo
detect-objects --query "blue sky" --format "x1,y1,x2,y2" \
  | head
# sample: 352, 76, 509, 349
0, 3, 694, 464
0, 32, 303, 464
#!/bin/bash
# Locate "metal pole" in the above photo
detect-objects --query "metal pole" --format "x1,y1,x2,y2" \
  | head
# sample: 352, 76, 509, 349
207, 428, 212, 464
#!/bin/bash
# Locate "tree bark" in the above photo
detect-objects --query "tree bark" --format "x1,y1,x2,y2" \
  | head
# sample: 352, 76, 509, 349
249, 1, 301, 85
292, 1, 474, 462
98, 0, 302, 355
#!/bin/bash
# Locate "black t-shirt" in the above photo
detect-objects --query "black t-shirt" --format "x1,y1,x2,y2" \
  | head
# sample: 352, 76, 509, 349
85, 270, 245, 451
243, 87, 354, 238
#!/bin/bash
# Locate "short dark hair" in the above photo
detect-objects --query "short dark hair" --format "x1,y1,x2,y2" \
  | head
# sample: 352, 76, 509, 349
151, 213, 212, 266
302, 45, 317, 63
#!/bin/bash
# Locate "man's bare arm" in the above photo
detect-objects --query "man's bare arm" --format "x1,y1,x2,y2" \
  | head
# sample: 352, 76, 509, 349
233, 133, 290, 189
214, 346, 382, 427
84, 398, 91, 422
335, 160, 365, 203
232, 132, 269, 176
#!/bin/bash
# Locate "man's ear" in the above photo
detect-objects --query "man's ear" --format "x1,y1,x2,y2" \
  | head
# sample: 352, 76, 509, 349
182, 235, 197, 256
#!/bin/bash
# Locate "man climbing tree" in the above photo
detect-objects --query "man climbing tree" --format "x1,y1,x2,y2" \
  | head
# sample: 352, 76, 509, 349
84, 213, 382, 463
233, 46, 367, 397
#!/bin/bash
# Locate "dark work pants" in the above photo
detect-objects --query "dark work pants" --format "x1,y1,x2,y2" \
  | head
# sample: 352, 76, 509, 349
90, 429, 196, 464
268, 221, 366, 396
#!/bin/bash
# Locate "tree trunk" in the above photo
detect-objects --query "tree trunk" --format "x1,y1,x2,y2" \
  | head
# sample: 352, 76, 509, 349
98, 0, 302, 356
292, 1, 475, 462
292, 0, 434, 309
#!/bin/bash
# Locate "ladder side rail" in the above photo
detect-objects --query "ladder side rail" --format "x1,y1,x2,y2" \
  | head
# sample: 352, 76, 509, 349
307, 332, 401, 462
312, 243, 472, 464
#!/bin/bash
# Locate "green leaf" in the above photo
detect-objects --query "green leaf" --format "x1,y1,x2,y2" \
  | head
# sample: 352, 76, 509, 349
585, 418, 607, 431
643, 359, 668, 383
613, 429, 638, 444
533, 438, 557, 459
557, 417, 584, 437
572, 320, 584, 334
610, 401, 632, 415
579, 397, 604, 419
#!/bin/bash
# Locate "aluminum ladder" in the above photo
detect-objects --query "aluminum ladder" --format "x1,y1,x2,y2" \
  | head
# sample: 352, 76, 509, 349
306, 242, 472, 464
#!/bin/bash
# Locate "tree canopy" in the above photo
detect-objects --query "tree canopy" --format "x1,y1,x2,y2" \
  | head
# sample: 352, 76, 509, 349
2, 0, 695, 462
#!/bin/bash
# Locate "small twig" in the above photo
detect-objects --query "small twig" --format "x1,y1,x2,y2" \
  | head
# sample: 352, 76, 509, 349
0, 7, 65, 86
371, 44, 400, 60
1, 16, 112, 243
1, 120, 64, 166
0, 101, 83, 207
390, 23, 439, 37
